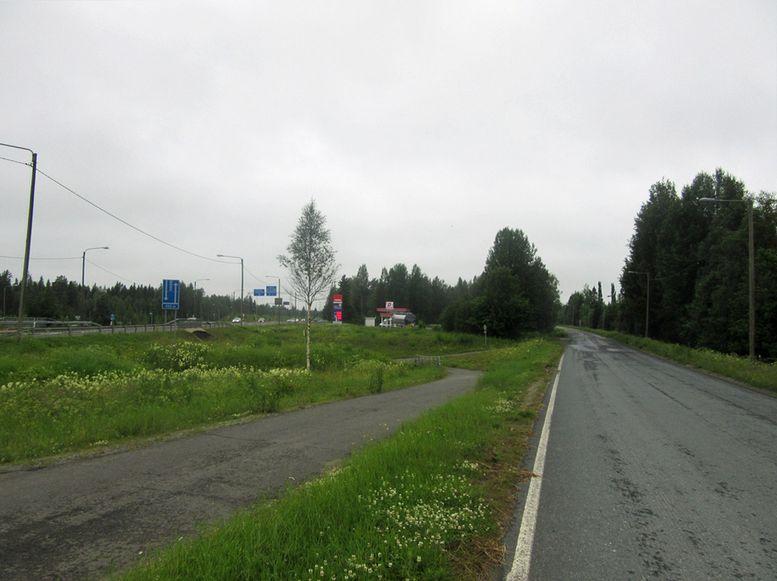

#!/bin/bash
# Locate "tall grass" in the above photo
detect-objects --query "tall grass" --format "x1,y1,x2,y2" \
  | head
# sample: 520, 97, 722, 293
121, 338, 563, 580
0, 325, 511, 384
0, 361, 443, 464
580, 328, 777, 393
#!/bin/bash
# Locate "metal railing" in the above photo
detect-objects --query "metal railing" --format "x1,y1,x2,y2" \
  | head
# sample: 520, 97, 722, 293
0, 320, 263, 337
412, 355, 442, 367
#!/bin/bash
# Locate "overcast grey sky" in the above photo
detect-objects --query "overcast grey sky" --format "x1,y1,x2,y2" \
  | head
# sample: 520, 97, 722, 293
2, 1, 776, 305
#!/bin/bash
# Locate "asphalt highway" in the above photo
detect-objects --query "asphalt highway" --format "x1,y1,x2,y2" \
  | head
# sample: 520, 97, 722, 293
523, 330, 777, 580
0, 367, 479, 579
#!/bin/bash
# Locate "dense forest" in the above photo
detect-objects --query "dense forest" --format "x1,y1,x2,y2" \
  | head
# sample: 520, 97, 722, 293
0, 271, 307, 325
564, 169, 777, 359
441, 228, 559, 336
321, 263, 458, 326
324, 227, 560, 338
4, 226, 561, 338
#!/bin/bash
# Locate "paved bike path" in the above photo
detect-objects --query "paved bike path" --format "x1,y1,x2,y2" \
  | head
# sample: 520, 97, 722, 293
0, 368, 480, 579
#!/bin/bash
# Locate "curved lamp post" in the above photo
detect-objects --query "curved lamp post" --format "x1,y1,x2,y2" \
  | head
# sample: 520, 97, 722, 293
81, 246, 109, 286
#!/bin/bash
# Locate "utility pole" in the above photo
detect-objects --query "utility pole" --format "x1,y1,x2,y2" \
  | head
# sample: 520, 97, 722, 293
265, 275, 282, 324
193, 278, 210, 319
0, 143, 37, 338
218, 254, 244, 324
748, 201, 755, 359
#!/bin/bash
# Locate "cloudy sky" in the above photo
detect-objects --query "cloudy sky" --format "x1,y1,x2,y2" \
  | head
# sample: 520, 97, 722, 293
2, 1, 775, 305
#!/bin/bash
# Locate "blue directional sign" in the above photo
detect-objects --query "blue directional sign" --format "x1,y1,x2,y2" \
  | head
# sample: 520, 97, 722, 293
266, 285, 278, 297
253, 288, 266, 297
162, 279, 180, 310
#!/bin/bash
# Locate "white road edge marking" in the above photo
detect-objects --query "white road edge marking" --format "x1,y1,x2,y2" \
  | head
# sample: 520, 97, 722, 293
505, 352, 565, 581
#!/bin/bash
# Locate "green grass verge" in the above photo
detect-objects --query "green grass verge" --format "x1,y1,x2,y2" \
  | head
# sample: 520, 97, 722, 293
0, 325, 517, 464
121, 337, 562, 580
0, 325, 512, 384
0, 361, 443, 464
577, 328, 777, 393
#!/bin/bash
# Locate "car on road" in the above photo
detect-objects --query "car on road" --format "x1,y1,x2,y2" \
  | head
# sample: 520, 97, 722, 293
231, 317, 241, 323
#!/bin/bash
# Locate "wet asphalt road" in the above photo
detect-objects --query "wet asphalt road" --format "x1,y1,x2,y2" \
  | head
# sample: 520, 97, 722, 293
529, 330, 777, 580
0, 367, 479, 580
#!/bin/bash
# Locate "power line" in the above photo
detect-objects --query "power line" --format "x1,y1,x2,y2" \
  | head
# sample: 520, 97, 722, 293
34, 167, 234, 265
0, 155, 30, 167
0, 255, 80, 261
85, 258, 133, 283
244, 266, 268, 283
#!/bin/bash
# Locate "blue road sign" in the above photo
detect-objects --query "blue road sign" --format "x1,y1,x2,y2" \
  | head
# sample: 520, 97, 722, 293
266, 285, 277, 296
253, 288, 265, 297
162, 279, 180, 310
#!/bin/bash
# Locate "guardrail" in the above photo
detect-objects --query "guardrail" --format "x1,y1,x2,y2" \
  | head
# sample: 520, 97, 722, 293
412, 355, 442, 367
0, 320, 265, 337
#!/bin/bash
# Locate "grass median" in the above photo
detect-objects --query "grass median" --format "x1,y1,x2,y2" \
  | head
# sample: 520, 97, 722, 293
577, 328, 777, 394
121, 336, 563, 580
0, 326, 512, 464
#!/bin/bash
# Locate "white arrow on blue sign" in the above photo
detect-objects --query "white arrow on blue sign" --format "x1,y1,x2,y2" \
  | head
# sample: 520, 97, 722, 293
162, 279, 180, 310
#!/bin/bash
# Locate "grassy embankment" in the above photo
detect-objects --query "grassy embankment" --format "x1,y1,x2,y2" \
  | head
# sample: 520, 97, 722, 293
579, 328, 776, 393
122, 337, 563, 580
0, 325, 512, 464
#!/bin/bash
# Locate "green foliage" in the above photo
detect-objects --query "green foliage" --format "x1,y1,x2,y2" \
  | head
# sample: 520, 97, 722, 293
121, 338, 562, 580
322, 262, 455, 326
142, 342, 208, 371
566, 169, 777, 360
441, 228, 559, 337
0, 269, 308, 326
584, 329, 777, 393
0, 325, 522, 463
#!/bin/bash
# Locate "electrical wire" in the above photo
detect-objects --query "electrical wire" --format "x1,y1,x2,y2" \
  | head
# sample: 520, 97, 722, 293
0, 155, 30, 167
0, 255, 81, 261
244, 266, 267, 283
34, 167, 234, 265
85, 258, 133, 283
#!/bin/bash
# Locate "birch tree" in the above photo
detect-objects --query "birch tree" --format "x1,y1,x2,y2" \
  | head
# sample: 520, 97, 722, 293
278, 201, 338, 370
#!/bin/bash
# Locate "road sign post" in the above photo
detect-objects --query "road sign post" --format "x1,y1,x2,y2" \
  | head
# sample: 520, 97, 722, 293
162, 280, 180, 323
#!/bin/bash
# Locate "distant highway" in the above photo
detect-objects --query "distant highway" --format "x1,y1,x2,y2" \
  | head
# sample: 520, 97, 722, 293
0, 319, 284, 338
506, 329, 777, 580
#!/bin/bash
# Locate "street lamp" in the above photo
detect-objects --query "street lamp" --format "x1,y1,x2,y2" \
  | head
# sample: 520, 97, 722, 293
1, 142, 37, 337
626, 270, 650, 338
265, 275, 282, 324
699, 197, 756, 359
217, 254, 244, 323
193, 278, 210, 319
81, 246, 109, 286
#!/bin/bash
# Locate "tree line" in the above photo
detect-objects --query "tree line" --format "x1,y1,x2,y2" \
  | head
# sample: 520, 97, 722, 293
2, 225, 561, 337
324, 227, 560, 338
0, 271, 307, 325
563, 169, 777, 359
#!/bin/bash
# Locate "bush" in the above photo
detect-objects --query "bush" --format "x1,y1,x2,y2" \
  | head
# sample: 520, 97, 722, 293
142, 342, 208, 371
